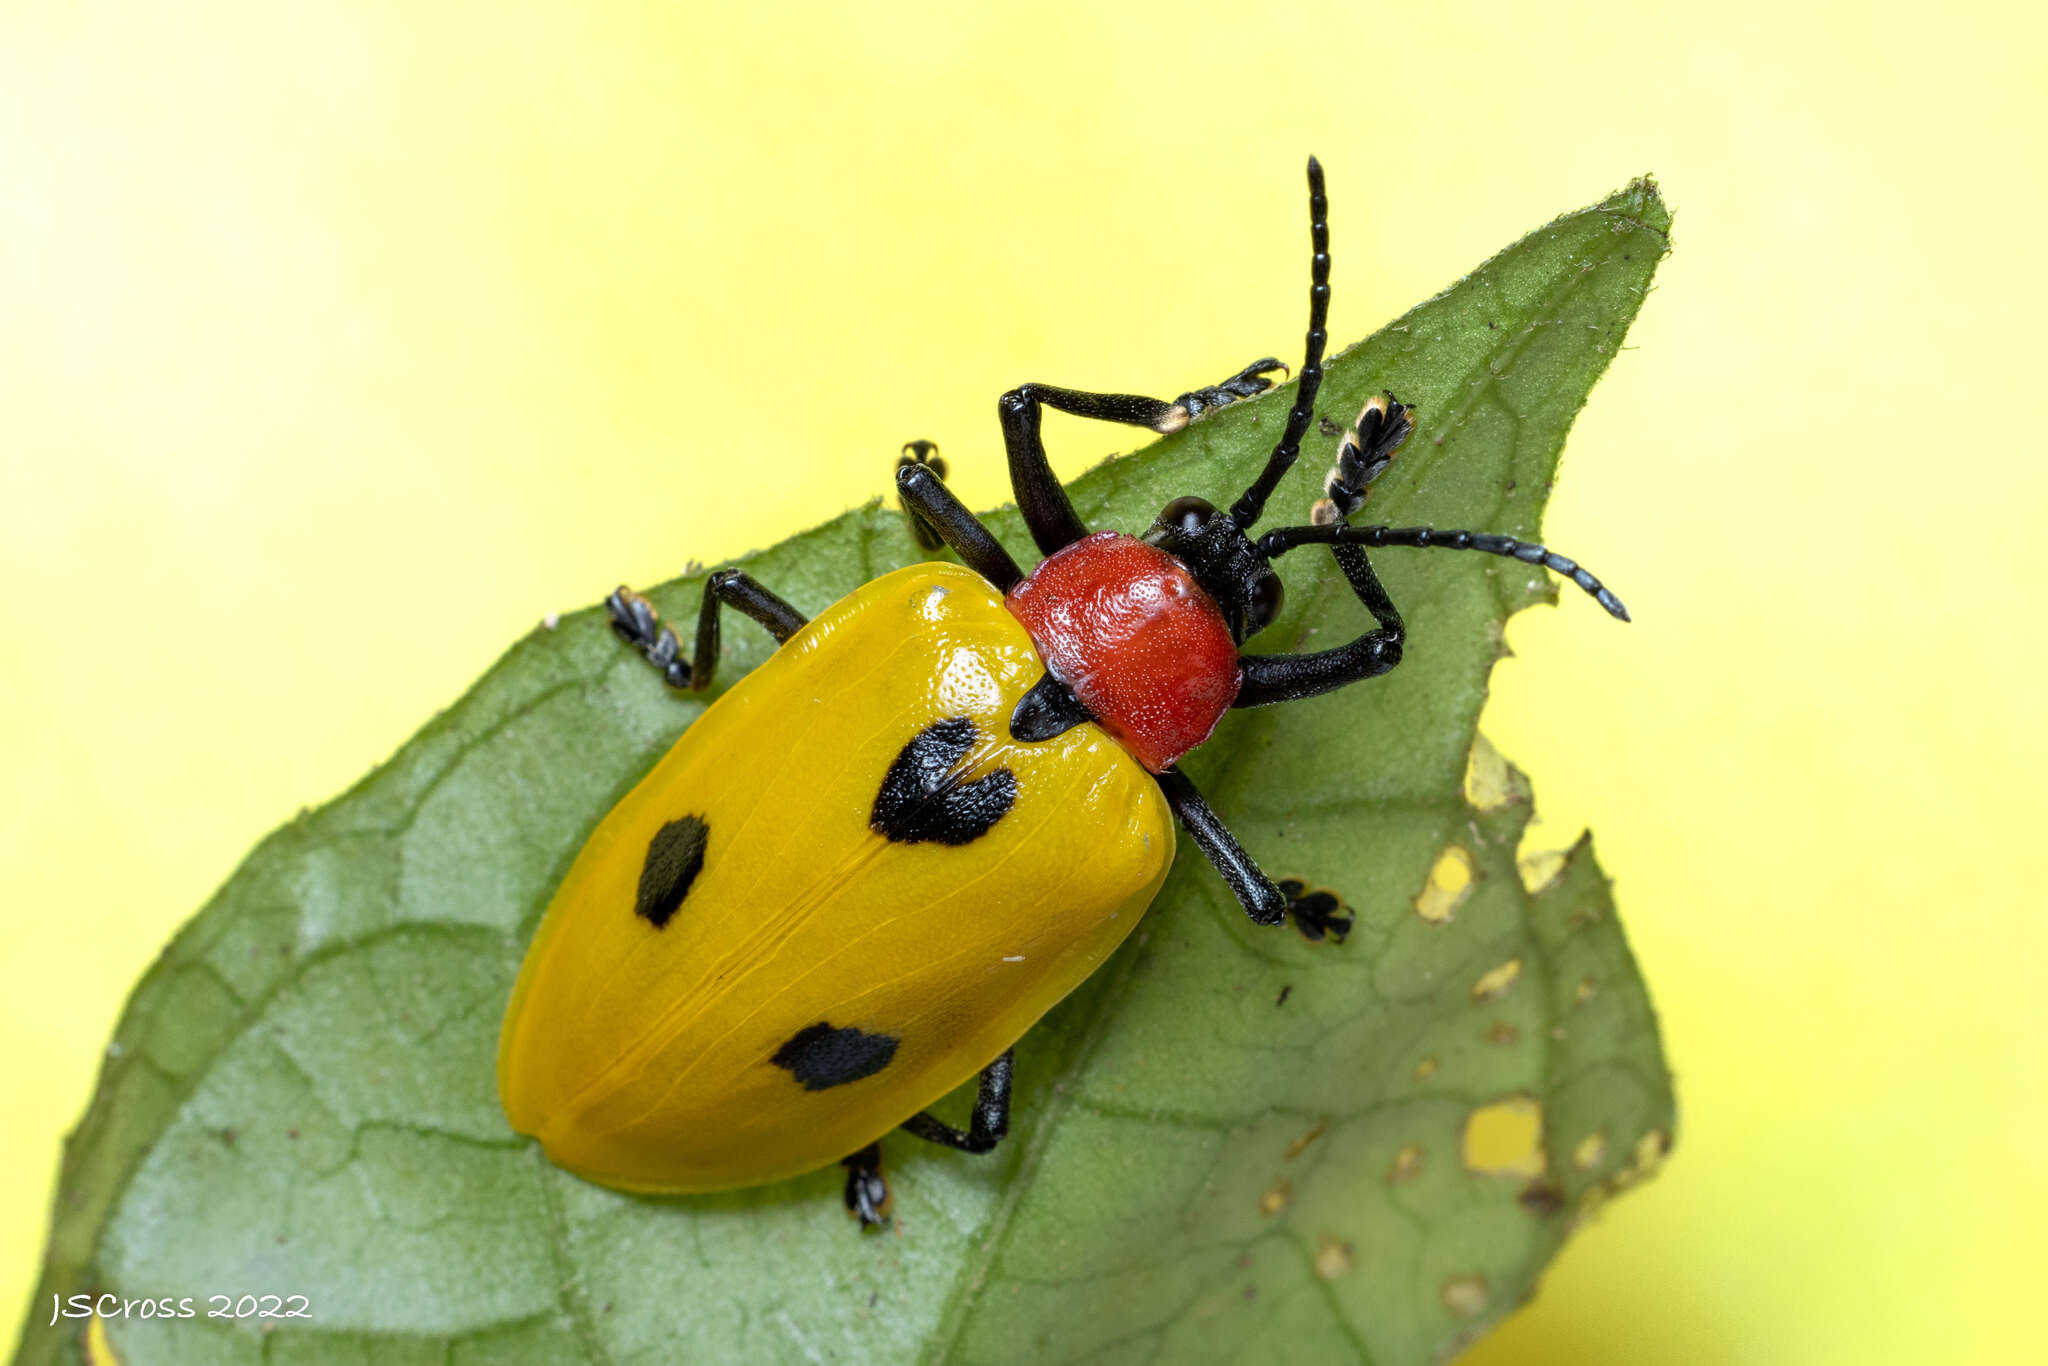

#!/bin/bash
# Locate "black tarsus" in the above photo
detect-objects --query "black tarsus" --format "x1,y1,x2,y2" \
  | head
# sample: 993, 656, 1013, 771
841, 1144, 890, 1229
1229, 157, 1332, 531
900, 1050, 1014, 1154
1275, 878, 1354, 945
607, 568, 808, 693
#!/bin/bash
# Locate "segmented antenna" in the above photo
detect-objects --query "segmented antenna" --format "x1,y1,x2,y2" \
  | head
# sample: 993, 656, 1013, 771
1257, 523, 1631, 621
1229, 157, 1330, 530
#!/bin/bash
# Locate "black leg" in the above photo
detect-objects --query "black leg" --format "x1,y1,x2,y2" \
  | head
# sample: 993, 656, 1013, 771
1236, 494, 1628, 710
1157, 769, 1346, 936
1232, 390, 1415, 708
1231, 539, 1404, 708
1156, 768, 1287, 926
899, 1049, 1013, 1154
998, 357, 1287, 557
840, 1144, 890, 1229
895, 463, 1024, 592
896, 440, 949, 552
836, 1051, 1014, 1231
1241, 515, 1629, 711
606, 569, 808, 693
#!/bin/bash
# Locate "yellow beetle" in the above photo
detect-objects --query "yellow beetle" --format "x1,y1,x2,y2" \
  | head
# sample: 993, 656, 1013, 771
497, 159, 1628, 1224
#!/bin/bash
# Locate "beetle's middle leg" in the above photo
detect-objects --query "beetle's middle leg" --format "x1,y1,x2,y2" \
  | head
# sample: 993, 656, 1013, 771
895, 462, 1024, 591
998, 359, 1289, 556
895, 440, 950, 552
900, 1048, 1013, 1154
1155, 767, 1350, 942
607, 569, 807, 693
839, 1144, 891, 1228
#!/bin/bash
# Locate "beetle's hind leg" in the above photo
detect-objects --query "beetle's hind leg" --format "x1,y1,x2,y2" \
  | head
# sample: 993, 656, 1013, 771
606, 569, 808, 693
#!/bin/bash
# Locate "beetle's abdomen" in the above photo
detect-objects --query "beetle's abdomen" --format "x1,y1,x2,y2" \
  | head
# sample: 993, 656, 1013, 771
1005, 531, 1241, 772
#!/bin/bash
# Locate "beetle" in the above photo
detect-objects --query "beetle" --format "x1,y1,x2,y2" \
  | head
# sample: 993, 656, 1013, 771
496, 157, 1627, 1227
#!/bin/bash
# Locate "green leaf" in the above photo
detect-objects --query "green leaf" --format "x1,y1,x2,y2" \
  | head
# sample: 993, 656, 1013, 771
16, 179, 1673, 1366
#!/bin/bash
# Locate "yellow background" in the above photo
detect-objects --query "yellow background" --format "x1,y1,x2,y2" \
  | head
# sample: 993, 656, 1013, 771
2, 3, 2040, 1361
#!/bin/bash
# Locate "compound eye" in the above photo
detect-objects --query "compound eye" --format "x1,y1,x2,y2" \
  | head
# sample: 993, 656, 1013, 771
1158, 496, 1216, 535
1245, 569, 1285, 633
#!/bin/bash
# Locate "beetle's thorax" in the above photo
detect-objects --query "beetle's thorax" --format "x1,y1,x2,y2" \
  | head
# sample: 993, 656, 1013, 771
1004, 531, 1241, 772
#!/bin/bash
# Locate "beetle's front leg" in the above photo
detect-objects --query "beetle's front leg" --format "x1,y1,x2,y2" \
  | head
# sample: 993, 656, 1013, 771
607, 569, 808, 693
1156, 768, 1351, 942
998, 357, 1289, 556
1229, 547, 1403, 708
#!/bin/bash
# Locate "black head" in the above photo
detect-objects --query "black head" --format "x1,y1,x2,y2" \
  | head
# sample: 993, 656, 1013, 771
1140, 391, 1418, 642
1141, 496, 1285, 643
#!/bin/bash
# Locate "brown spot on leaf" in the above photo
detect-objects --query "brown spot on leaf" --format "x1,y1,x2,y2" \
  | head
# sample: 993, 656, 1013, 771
1283, 1121, 1328, 1161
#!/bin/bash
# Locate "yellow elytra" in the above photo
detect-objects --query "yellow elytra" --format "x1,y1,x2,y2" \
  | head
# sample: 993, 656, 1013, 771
496, 563, 1173, 1193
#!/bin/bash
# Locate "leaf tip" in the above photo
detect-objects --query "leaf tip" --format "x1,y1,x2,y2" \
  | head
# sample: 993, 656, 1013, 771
1602, 174, 1674, 246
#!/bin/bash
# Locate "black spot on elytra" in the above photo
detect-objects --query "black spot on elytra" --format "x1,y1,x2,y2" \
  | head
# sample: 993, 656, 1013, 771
772, 1023, 900, 1091
870, 717, 1017, 845
635, 815, 709, 929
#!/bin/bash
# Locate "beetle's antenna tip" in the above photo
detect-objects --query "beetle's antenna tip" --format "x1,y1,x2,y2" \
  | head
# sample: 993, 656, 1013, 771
1228, 160, 1331, 529
1263, 523, 1629, 621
